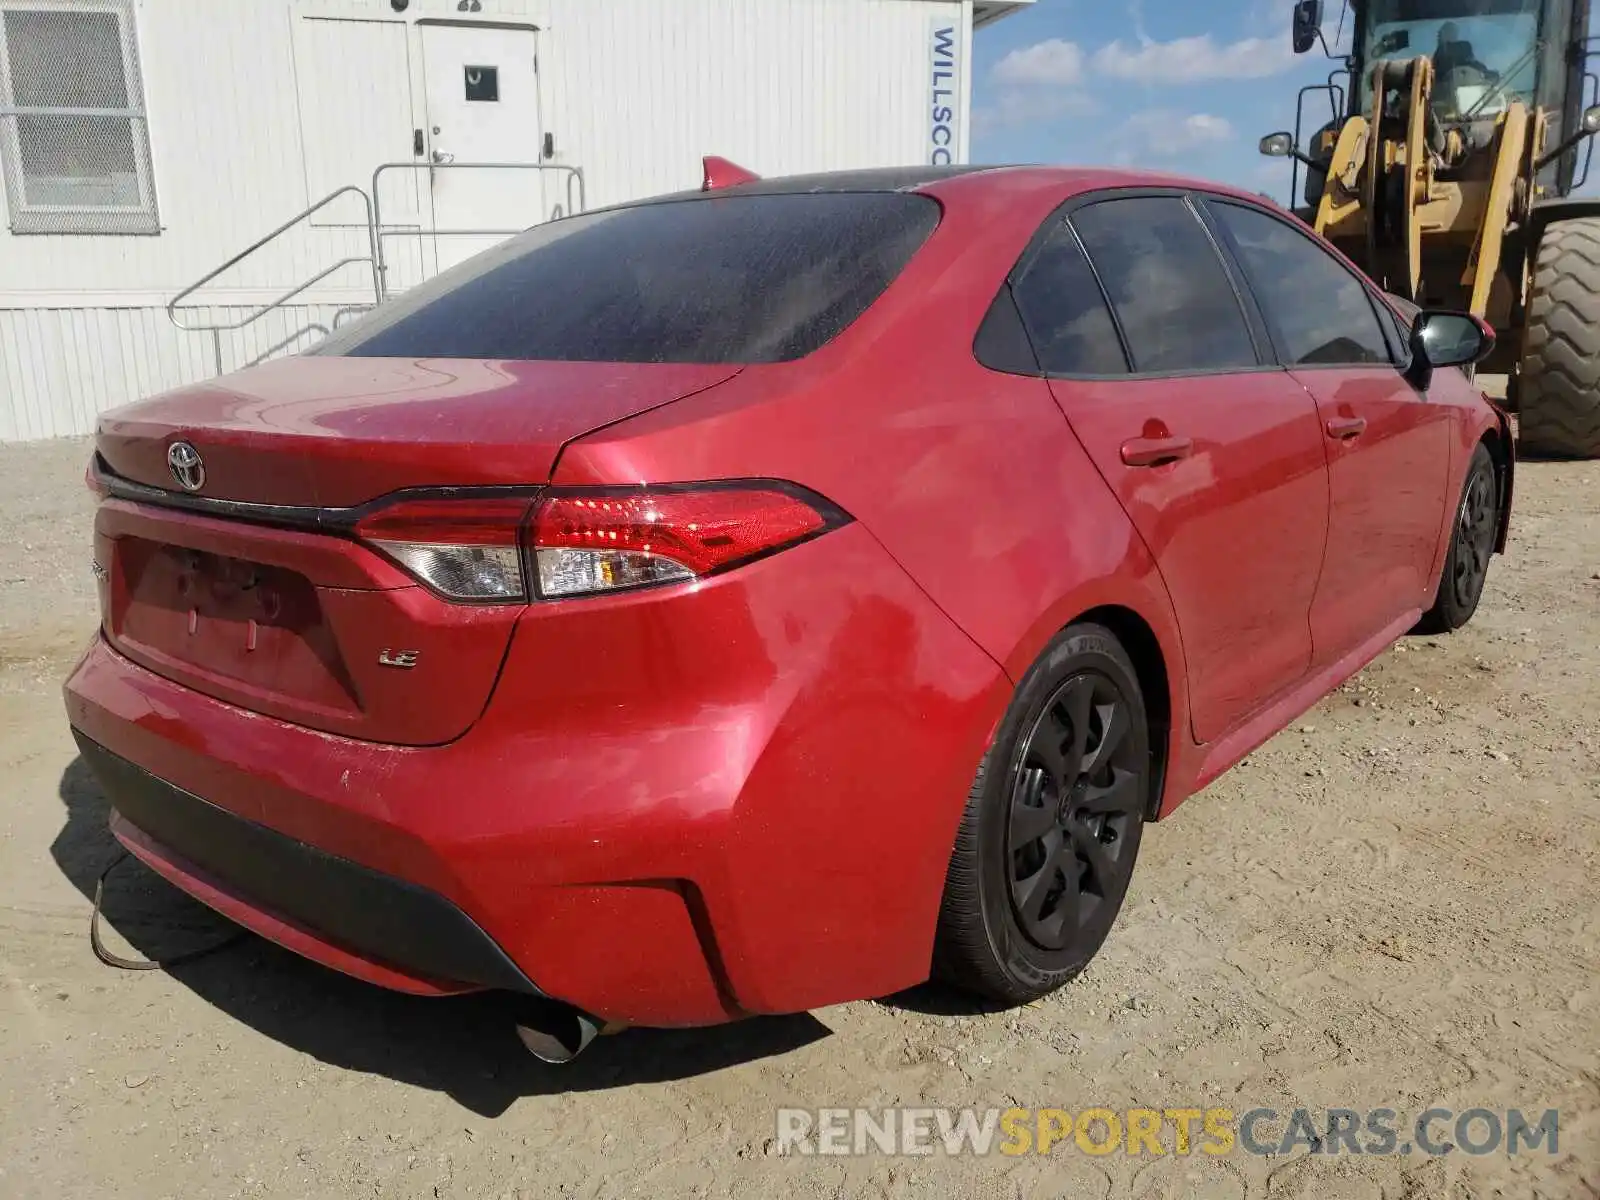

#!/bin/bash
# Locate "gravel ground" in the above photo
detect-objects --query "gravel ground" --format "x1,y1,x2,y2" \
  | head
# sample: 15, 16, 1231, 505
1, 427, 1597, 1199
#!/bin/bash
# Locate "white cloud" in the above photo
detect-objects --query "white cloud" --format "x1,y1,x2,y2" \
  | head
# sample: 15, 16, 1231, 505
973, 87, 1099, 135
1252, 159, 1292, 184
1092, 34, 1297, 83
1118, 111, 1237, 158
1185, 113, 1234, 140
993, 38, 1087, 87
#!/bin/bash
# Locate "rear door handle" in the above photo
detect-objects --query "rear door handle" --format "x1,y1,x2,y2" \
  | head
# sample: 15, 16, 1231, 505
1120, 435, 1193, 467
1325, 416, 1367, 440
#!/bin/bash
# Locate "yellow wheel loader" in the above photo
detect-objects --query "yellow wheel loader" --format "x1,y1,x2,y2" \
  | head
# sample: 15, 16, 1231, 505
1260, 0, 1600, 456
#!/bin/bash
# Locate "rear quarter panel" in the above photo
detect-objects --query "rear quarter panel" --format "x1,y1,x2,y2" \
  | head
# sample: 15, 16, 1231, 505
554, 171, 1194, 813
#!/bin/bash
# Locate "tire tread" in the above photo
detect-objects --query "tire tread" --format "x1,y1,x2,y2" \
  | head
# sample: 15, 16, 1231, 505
1520, 218, 1600, 458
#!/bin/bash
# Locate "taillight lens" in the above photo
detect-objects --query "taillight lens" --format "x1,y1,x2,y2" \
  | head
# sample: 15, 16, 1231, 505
355, 496, 536, 602
531, 485, 839, 598
353, 483, 845, 603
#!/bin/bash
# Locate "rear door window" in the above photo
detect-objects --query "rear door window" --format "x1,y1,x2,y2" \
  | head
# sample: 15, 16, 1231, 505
1070, 196, 1259, 374
1208, 200, 1393, 367
316, 192, 940, 363
1009, 219, 1129, 376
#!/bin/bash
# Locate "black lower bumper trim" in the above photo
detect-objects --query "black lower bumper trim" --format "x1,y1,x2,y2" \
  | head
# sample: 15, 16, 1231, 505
72, 731, 539, 994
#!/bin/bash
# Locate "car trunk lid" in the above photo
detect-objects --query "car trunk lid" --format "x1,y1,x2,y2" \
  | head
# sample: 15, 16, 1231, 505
92, 356, 740, 744
97, 355, 741, 507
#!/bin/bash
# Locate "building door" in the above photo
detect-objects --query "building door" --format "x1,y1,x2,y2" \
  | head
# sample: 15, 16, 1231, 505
292, 16, 427, 293
420, 23, 544, 274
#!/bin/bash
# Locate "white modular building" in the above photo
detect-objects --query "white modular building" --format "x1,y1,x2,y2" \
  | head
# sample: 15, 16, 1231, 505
0, 0, 1030, 440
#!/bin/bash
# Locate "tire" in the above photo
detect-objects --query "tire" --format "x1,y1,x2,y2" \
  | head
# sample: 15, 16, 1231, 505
1418, 443, 1499, 634
933, 623, 1152, 1005
1519, 217, 1600, 458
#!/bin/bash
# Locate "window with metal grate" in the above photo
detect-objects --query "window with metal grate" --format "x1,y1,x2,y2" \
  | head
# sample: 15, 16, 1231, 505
0, 0, 158, 234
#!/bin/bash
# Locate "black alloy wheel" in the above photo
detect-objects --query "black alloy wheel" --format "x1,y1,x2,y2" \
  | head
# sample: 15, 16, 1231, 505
1007, 672, 1143, 952
934, 623, 1151, 1005
1419, 443, 1499, 633
1448, 461, 1497, 612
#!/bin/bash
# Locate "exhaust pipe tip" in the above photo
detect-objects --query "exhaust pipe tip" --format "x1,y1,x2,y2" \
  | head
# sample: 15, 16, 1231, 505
512, 999, 604, 1064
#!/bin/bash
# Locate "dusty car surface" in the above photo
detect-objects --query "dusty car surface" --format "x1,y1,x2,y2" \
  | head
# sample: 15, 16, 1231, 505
63, 163, 1510, 1057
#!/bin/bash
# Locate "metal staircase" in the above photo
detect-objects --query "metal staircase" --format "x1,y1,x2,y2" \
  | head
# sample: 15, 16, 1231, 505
167, 162, 586, 376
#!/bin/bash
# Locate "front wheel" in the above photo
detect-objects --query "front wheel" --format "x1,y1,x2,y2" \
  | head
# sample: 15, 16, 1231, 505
933, 623, 1151, 1005
1418, 443, 1498, 633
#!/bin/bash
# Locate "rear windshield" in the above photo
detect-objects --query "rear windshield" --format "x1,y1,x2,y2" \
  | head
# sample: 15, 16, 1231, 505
316, 192, 941, 363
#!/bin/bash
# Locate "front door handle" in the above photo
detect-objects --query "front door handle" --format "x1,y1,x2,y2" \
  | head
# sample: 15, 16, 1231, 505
1325, 415, 1367, 440
1120, 435, 1194, 467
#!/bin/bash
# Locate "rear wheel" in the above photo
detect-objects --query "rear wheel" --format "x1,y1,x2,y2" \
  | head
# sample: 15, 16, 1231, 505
933, 623, 1151, 1005
1419, 444, 1498, 634
1519, 217, 1600, 458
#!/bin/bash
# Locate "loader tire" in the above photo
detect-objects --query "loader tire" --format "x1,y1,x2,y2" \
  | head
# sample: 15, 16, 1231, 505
1519, 217, 1600, 459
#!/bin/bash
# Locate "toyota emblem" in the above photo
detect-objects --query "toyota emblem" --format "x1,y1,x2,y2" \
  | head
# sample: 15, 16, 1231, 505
167, 441, 205, 492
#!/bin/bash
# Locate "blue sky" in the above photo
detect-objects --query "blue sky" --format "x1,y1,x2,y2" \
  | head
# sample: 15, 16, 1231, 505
969, 0, 1370, 204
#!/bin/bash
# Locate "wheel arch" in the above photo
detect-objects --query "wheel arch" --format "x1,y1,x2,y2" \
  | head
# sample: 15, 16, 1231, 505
1524, 197, 1600, 252
1478, 416, 1514, 554
1073, 603, 1172, 821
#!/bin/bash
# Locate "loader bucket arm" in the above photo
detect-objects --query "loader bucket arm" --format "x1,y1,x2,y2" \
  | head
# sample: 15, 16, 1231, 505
1363, 56, 1436, 302
1464, 104, 1531, 317
1314, 116, 1370, 236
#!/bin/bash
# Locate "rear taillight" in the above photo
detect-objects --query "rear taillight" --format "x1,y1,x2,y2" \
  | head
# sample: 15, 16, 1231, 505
352, 483, 846, 603
355, 496, 535, 602
531, 485, 840, 598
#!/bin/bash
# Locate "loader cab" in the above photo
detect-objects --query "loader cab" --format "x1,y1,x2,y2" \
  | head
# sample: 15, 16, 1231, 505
1353, 0, 1544, 119
1265, 0, 1600, 460
1352, 0, 1588, 184
1298, 0, 1593, 192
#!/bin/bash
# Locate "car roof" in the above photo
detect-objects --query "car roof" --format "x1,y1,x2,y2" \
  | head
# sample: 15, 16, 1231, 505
696, 165, 996, 194
674, 163, 1275, 209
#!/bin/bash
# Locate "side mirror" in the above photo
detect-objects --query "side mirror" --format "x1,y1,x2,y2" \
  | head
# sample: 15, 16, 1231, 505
1292, 0, 1324, 55
1259, 131, 1294, 157
1259, 130, 1316, 167
1406, 310, 1495, 389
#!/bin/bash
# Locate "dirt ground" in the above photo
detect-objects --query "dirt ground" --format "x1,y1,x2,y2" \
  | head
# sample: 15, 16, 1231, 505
1, 418, 1596, 1199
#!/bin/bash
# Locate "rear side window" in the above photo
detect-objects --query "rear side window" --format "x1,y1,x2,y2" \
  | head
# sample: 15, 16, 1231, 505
1009, 219, 1128, 376
1209, 201, 1392, 367
1071, 197, 1258, 374
316, 193, 940, 363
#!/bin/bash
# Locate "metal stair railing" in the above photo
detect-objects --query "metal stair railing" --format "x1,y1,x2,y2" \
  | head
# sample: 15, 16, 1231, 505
167, 164, 587, 375
369, 161, 585, 297
167, 185, 381, 375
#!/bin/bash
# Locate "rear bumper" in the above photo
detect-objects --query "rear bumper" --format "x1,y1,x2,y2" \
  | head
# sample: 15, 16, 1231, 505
77, 732, 536, 996
64, 523, 1008, 1026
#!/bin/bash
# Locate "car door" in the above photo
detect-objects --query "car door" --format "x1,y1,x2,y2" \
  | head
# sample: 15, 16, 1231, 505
1204, 199, 1454, 665
1012, 193, 1331, 745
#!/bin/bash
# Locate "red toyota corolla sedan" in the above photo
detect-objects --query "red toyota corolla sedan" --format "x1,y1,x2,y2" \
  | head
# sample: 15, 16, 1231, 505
64, 164, 1511, 1059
